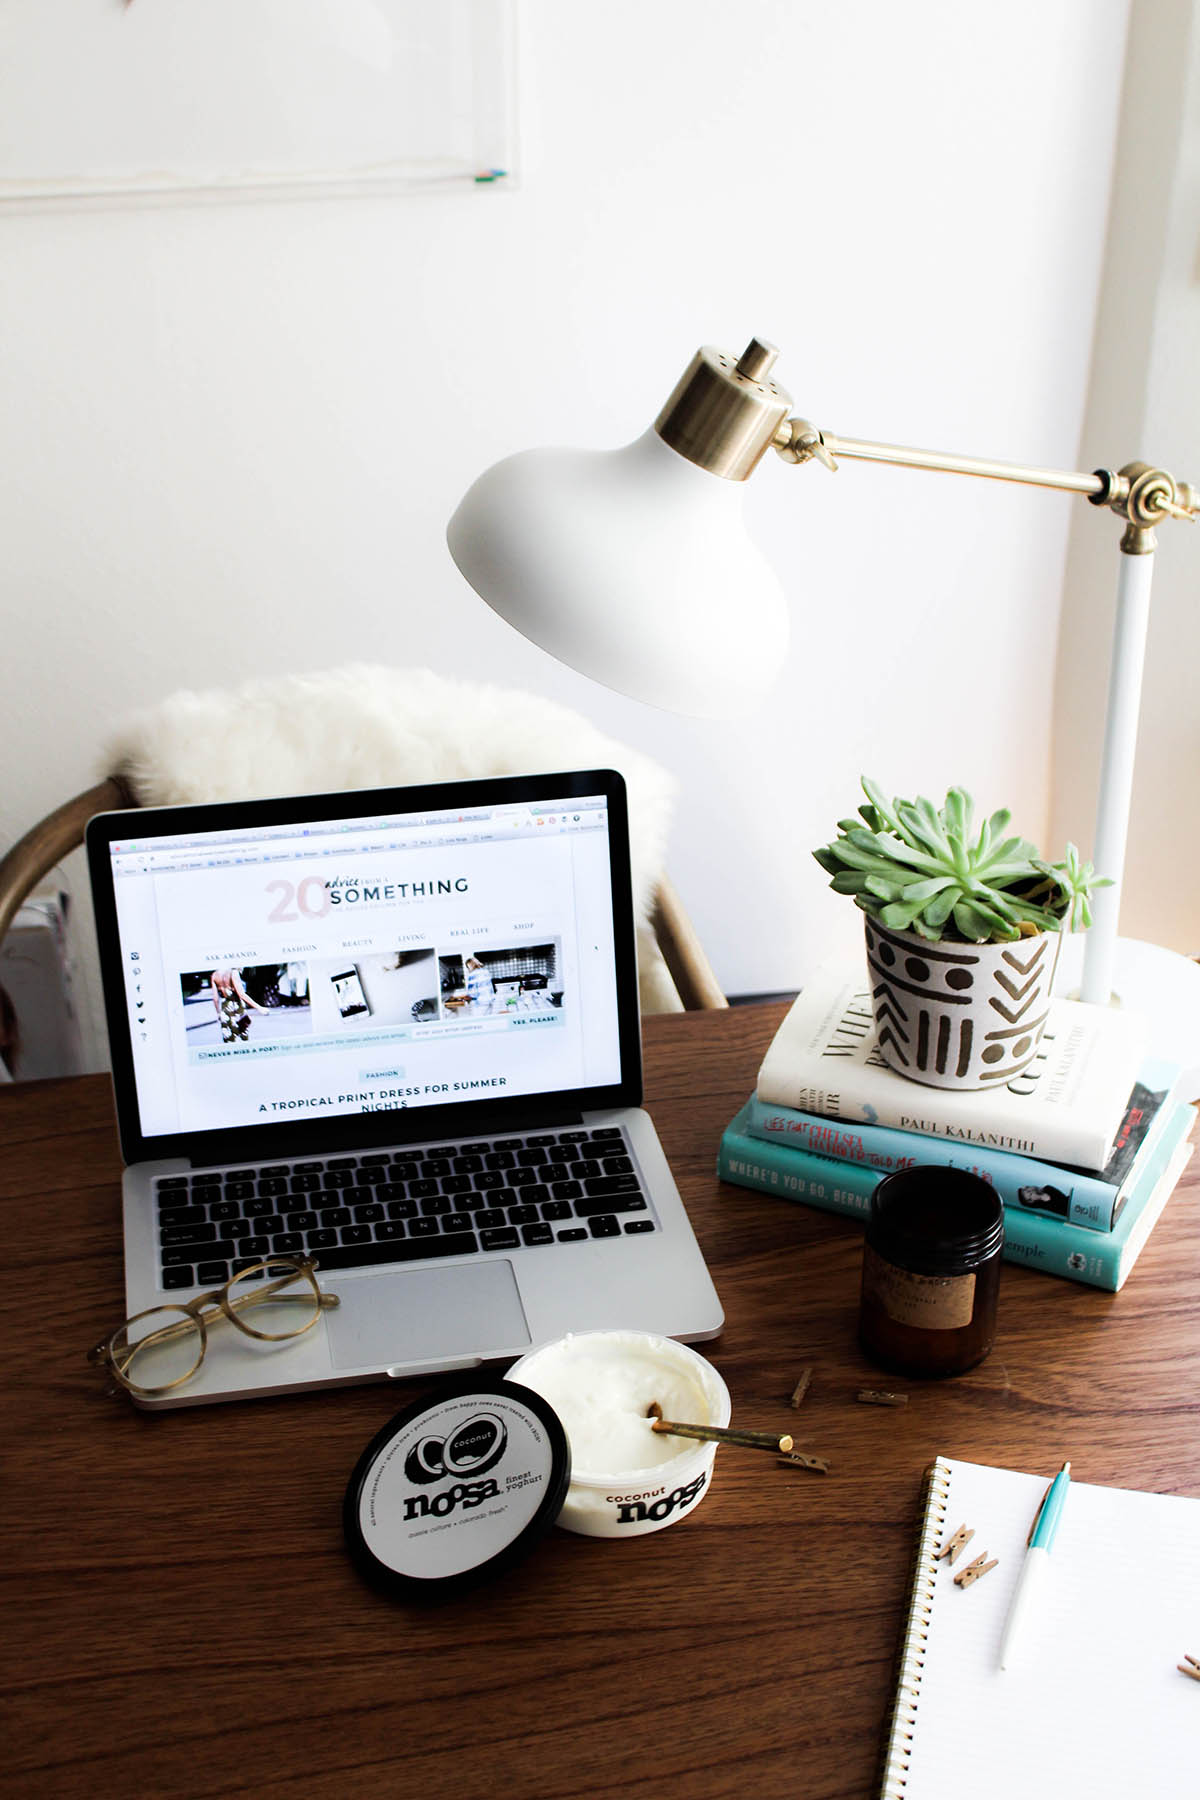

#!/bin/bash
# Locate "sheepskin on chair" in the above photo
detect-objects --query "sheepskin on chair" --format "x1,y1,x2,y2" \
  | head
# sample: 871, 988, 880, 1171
101, 664, 683, 1012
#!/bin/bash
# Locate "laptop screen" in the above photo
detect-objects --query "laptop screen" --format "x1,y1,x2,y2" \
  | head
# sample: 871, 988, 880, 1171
87, 770, 641, 1162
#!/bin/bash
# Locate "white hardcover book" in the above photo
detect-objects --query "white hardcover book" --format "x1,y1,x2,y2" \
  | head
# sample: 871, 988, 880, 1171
758, 956, 1147, 1171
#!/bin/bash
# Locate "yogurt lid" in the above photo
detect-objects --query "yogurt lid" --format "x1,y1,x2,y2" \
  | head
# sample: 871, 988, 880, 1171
343, 1376, 571, 1601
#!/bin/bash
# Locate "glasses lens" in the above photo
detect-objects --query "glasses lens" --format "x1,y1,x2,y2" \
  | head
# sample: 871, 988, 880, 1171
111, 1307, 204, 1393
226, 1259, 321, 1341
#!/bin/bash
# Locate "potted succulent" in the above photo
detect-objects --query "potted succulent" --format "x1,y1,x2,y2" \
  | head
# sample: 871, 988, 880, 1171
813, 778, 1107, 1090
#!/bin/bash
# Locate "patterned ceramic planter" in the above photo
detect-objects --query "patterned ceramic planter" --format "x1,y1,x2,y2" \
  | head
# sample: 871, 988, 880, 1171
863, 917, 1062, 1091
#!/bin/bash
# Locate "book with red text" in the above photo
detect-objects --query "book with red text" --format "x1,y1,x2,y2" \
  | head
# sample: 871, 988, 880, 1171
741, 1055, 1184, 1232
717, 1098, 1195, 1291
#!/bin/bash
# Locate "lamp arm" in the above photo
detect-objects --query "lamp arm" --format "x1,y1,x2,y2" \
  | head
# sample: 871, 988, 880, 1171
773, 414, 1198, 1008
774, 418, 1197, 547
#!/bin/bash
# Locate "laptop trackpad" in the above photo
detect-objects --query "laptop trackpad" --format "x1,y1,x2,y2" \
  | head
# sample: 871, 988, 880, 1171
324, 1260, 531, 1371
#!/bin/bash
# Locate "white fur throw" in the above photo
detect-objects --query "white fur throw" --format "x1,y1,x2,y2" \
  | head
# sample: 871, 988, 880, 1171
101, 664, 682, 1012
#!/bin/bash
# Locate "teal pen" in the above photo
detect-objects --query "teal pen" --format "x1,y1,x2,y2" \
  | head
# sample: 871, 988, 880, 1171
997, 1461, 1071, 1670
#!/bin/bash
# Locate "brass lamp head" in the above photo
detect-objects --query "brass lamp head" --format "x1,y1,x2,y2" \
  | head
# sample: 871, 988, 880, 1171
654, 338, 792, 480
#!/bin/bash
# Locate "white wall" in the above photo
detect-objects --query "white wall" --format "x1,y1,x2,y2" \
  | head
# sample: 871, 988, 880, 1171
1050, 0, 1200, 959
0, 0, 1132, 1068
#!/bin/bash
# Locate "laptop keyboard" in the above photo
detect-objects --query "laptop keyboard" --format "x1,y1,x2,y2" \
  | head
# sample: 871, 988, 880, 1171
152, 1125, 656, 1291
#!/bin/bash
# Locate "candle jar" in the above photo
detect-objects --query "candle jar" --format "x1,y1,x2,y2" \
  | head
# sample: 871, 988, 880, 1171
858, 1166, 1004, 1378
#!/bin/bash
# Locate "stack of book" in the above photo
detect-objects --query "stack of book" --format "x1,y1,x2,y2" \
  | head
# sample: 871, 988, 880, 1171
718, 958, 1196, 1290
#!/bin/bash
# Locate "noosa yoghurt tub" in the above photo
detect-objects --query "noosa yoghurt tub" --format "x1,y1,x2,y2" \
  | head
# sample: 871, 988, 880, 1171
507, 1329, 731, 1537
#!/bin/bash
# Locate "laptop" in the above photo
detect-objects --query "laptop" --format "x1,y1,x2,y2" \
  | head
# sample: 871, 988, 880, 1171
85, 768, 724, 1408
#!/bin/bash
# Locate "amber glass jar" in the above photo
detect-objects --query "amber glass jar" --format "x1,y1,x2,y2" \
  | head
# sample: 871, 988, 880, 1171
858, 1166, 1004, 1378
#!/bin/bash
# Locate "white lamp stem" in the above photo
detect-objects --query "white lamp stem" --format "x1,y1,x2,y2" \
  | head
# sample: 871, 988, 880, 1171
1078, 547, 1157, 1007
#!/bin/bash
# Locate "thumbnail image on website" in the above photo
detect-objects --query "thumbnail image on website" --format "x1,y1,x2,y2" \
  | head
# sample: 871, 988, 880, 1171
177, 942, 564, 1051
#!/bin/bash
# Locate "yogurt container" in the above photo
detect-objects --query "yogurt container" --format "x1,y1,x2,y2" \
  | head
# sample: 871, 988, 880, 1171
507, 1328, 731, 1538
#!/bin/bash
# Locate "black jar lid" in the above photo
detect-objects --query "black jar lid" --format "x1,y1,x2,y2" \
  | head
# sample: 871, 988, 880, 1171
867, 1165, 1004, 1275
344, 1376, 571, 1603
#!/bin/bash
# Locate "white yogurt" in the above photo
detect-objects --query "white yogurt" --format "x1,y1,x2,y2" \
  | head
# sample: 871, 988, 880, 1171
508, 1329, 731, 1538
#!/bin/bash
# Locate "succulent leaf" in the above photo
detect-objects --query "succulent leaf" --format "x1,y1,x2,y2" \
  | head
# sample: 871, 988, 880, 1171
942, 787, 970, 844
879, 895, 933, 932
923, 887, 959, 931
813, 777, 1107, 947
953, 897, 1017, 942
896, 875, 958, 903
863, 875, 907, 900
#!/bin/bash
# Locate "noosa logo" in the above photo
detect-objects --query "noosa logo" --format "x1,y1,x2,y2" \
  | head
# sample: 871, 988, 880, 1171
614, 1471, 707, 1526
403, 1412, 508, 1485
402, 1478, 501, 1522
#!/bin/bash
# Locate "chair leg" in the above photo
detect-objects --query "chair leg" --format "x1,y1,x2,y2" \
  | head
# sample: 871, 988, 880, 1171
651, 876, 728, 1011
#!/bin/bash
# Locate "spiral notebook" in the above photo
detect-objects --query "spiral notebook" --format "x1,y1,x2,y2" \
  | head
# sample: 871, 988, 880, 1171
879, 1456, 1200, 1798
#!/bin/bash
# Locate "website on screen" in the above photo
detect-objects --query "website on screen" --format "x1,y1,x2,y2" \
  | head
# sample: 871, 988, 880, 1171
109, 796, 622, 1137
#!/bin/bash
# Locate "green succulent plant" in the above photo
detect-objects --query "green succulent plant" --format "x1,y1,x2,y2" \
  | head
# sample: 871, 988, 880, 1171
813, 777, 1109, 945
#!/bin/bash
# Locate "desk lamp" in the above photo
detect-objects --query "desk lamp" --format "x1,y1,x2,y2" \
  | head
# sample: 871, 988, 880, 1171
447, 338, 1199, 1063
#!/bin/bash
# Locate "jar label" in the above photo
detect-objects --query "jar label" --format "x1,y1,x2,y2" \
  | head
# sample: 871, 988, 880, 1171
862, 1246, 976, 1331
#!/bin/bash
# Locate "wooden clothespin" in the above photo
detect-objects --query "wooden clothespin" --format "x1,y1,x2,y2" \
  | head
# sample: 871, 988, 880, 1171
954, 1551, 998, 1588
1178, 1653, 1200, 1682
776, 1449, 831, 1474
936, 1524, 974, 1566
789, 1367, 814, 1409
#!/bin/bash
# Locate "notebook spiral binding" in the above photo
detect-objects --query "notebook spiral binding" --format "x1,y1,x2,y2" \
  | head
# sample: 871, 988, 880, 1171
877, 1456, 953, 1799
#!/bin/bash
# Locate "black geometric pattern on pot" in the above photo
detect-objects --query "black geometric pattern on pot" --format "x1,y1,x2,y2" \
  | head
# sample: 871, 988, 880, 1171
866, 925, 978, 1004
913, 1009, 974, 1079
878, 1024, 912, 1067
993, 966, 1045, 1005
869, 966, 975, 1078
984, 1018, 1052, 1042
978, 1059, 1036, 1083
988, 939, 1050, 1018
871, 986, 912, 1042
868, 919, 979, 969
1001, 941, 1049, 976
871, 985, 913, 1067
975, 1015, 1051, 1081
982, 1010, 1051, 1043
989, 989, 1050, 1025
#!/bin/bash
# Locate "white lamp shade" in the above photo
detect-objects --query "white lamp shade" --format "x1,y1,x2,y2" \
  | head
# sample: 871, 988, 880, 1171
446, 427, 789, 717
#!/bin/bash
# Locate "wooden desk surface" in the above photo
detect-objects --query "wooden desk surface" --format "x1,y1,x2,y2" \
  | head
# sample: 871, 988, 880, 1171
3, 1004, 1198, 1800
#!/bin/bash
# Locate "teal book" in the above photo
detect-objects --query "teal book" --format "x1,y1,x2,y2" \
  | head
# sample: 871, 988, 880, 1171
741, 1056, 1183, 1233
717, 1098, 1196, 1291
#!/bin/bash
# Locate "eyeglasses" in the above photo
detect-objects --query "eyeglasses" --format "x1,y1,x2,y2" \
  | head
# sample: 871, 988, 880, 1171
87, 1257, 341, 1399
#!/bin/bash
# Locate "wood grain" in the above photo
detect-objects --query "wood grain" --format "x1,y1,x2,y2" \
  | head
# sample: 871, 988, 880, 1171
1, 1004, 1197, 1800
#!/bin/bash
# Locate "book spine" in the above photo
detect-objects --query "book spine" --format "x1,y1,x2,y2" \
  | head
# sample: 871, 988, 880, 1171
716, 1127, 1127, 1289
742, 1097, 1123, 1232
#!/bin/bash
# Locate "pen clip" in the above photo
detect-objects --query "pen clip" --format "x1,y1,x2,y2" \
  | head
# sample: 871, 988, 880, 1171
1026, 1480, 1054, 1546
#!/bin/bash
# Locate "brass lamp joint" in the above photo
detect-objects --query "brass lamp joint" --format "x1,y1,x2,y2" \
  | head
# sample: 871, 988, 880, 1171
774, 417, 839, 472
1089, 463, 1198, 555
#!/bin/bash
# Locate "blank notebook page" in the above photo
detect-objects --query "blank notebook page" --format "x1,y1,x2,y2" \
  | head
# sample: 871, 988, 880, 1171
880, 1456, 1200, 1798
